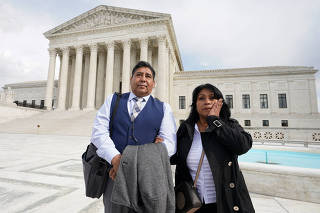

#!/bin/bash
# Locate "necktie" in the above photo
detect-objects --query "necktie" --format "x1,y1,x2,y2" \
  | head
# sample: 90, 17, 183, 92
131, 97, 144, 121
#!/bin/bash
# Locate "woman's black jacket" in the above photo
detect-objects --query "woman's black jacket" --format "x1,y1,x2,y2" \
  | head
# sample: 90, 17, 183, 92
171, 116, 255, 213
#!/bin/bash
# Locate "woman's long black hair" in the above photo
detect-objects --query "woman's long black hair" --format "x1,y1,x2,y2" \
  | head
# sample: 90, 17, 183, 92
186, 83, 231, 124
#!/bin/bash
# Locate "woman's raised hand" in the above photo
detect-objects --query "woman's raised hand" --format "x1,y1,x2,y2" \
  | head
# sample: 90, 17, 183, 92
209, 98, 223, 117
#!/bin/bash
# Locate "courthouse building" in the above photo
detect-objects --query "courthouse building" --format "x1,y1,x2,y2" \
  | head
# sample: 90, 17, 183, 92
2, 5, 320, 142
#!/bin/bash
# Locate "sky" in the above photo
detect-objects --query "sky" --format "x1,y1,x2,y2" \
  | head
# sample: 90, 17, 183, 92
1, 0, 320, 109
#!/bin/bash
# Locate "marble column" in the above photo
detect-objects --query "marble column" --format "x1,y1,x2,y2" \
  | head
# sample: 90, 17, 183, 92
57, 47, 70, 110
105, 41, 114, 99
148, 46, 153, 65
81, 53, 90, 108
85, 43, 98, 110
113, 50, 122, 93
70, 45, 83, 110
96, 51, 106, 108
45, 48, 57, 110
67, 56, 76, 109
121, 39, 131, 93
130, 47, 137, 71
140, 38, 148, 62
57, 53, 62, 101
157, 36, 166, 101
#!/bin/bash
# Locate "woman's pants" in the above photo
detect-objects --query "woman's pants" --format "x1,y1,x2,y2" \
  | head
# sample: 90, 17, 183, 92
195, 203, 217, 213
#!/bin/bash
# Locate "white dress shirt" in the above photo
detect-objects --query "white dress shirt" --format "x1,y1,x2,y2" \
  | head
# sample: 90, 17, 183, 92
91, 92, 177, 164
186, 124, 216, 204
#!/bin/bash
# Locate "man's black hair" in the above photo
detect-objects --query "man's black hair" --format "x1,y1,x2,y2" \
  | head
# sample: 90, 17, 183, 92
131, 61, 156, 79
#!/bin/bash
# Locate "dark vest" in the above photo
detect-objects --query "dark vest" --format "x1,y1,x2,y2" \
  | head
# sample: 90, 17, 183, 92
110, 93, 164, 153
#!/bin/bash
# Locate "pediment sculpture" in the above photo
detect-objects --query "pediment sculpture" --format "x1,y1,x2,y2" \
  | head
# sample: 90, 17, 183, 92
54, 9, 159, 34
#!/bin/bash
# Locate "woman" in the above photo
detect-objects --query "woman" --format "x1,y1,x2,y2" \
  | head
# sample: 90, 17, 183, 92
172, 84, 255, 213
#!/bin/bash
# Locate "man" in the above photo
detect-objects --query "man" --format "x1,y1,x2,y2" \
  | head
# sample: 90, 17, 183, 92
90, 61, 177, 212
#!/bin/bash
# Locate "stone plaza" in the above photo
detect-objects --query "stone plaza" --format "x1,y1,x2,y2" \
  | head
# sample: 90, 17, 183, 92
0, 133, 319, 213
0, 106, 320, 212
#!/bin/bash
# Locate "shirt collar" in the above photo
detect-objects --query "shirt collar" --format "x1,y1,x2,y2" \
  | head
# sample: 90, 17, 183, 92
129, 92, 150, 102
194, 123, 200, 134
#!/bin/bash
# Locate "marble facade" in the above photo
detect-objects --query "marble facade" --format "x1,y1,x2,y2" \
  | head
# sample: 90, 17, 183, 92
173, 66, 320, 142
43, 5, 182, 110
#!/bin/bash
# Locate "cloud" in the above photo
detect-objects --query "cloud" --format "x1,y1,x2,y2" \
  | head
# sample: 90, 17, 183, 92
171, 0, 320, 69
0, 0, 319, 111
0, 3, 23, 33
0, 1, 54, 89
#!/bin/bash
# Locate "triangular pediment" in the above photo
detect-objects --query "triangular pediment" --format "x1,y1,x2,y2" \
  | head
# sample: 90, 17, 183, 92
44, 5, 169, 37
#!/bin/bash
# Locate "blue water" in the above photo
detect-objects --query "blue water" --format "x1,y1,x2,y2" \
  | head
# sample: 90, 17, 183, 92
238, 149, 320, 169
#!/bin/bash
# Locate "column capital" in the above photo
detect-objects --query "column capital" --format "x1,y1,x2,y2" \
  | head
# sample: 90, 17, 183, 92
48, 48, 57, 56
157, 35, 167, 44
89, 43, 98, 52
139, 37, 149, 45
74, 45, 84, 52
106, 41, 115, 49
121, 39, 131, 48
61, 46, 70, 54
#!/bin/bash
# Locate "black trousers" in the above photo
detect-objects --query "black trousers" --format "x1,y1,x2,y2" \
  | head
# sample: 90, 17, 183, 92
195, 203, 217, 213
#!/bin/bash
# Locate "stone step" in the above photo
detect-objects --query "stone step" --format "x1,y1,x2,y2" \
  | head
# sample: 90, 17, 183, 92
0, 104, 42, 124
0, 109, 97, 136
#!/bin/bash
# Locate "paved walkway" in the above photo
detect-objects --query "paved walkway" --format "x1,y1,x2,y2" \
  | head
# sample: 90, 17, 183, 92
0, 133, 319, 213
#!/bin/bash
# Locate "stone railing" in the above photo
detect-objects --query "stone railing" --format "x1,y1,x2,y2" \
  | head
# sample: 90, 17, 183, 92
253, 139, 320, 147
245, 128, 320, 147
